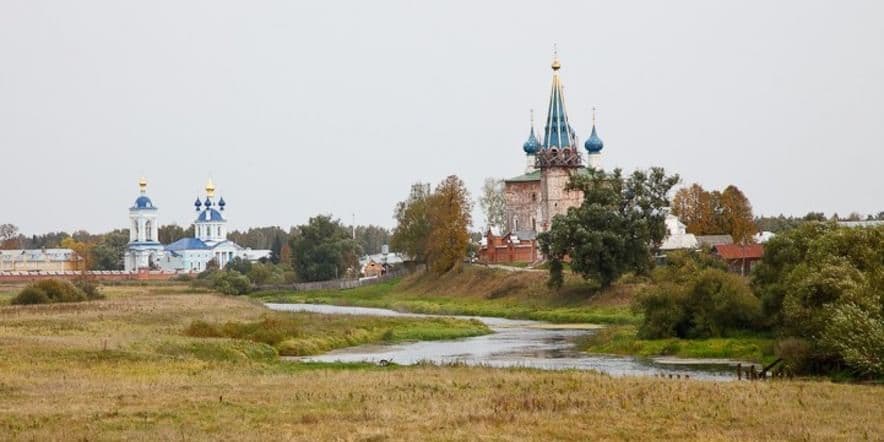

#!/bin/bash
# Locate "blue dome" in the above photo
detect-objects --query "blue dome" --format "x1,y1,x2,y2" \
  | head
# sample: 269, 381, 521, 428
132, 195, 156, 209
218, 197, 226, 210
204, 197, 212, 207
584, 125, 604, 153
196, 208, 225, 223
522, 127, 540, 154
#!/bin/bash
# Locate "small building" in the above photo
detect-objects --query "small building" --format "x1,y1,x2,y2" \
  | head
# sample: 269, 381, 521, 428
362, 260, 385, 278
696, 235, 734, 252
0, 249, 84, 273
477, 230, 539, 264
659, 213, 699, 251
712, 244, 764, 275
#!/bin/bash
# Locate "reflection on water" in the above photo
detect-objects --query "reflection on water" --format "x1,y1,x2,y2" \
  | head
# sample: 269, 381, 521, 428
265, 303, 740, 381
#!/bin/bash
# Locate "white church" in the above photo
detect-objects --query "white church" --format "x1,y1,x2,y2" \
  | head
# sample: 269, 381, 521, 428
124, 178, 271, 272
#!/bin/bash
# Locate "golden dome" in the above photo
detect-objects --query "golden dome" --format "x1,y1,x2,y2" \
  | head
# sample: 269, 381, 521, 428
138, 177, 148, 193
551, 56, 561, 71
205, 178, 216, 198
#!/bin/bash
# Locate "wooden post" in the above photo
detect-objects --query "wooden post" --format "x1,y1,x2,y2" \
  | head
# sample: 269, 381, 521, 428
736, 363, 742, 380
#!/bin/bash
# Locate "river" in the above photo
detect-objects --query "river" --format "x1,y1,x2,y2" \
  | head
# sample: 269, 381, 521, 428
266, 303, 747, 381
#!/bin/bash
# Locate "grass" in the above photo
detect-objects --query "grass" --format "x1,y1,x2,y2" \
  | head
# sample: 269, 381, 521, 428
580, 326, 776, 364
185, 312, 489, 356
0, 284, 881, 440
253, 266, 641, 325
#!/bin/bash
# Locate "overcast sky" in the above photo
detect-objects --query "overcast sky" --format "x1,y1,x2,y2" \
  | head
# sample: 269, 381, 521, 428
1, 1, 882, 235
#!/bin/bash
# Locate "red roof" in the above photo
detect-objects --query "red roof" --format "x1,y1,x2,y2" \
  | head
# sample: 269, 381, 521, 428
713, 244, 764, 260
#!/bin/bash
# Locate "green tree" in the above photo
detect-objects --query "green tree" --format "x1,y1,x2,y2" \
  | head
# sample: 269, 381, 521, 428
426, 175, 472, 274
158, 224, 193, 244
91, 229, 129, 270
538, 167, 679, 289
353, 225, 391, 255
290, 215, 361, 282
752, 223, 884, 375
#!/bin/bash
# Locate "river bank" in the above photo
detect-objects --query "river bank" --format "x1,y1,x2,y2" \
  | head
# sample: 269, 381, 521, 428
252, 267, 776, 363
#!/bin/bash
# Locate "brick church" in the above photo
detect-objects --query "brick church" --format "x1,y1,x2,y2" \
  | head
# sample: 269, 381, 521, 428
480, 54, 605, 264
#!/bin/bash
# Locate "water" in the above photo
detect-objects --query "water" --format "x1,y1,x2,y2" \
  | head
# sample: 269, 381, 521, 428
265, 303, 746, 381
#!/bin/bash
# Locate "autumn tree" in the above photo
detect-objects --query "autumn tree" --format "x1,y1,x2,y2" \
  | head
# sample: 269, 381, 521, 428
391, 183, 433, 263
538, 167, 679, 289
60, 237, 94, 271
719, 185, 756, 243
671, 183, 756, 242
478, 177, 506, 233
426, 175, 472, 274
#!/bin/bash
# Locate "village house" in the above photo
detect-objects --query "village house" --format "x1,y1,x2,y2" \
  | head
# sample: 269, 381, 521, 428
0, 249, 84, 273
712, 243, 765, 275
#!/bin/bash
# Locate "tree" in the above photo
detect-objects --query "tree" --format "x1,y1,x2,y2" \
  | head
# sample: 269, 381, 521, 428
478, 178, 506, 233
719, 185, 756, 243
353, 225, 392, 255
290, 215, 361, 282
391, 183, 433, 263
426, 175, 472, 274
752, 223, 884, 375
671, 184, 717, 234
0, 224, 21, 249
91, 229, 129, 270
60, 237, 94, 271
538, 167, 679, 289
158, 224, 193, 244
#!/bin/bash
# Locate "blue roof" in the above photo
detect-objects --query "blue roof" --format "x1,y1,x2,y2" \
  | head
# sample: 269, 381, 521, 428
195, 208, 225, 223
542, 61, 578, 150
131, 195, 156, 210
584, 125, 604, 153
165, 237, 209, 251
522, 126, 540, 154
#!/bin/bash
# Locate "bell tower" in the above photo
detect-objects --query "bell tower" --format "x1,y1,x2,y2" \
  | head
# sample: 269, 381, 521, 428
535, 53, 584, 231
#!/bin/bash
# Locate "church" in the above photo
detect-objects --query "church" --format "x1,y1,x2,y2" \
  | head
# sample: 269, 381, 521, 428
124, 178, 271, 272
503, 54, 605, 236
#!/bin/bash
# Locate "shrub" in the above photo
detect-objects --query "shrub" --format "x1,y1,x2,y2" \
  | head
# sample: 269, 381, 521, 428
635, 253, 762, 339
73, 278, 104, 300
11, 287, 51, 305
11, 279, 89, 305
212, 270, 252, 295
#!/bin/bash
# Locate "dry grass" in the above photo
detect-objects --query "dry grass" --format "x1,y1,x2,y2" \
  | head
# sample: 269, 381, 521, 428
0, 284, 881, 441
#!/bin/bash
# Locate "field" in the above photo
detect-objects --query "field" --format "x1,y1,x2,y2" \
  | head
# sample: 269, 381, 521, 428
0, 283, 881, 440
254, 267, 776, 362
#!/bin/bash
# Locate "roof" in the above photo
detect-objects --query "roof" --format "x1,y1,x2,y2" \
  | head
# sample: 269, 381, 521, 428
505, 170, 541, 183
542, 58, 578, 150
131, 195, 157, 210
713, 244, 764, 260
696, 235, 734, 248
0, 249, 81, 262
195, 208, 225, 223
165, 238, 209, 251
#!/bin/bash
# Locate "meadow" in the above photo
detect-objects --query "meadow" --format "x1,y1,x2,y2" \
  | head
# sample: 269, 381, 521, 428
0, 283, 880, 440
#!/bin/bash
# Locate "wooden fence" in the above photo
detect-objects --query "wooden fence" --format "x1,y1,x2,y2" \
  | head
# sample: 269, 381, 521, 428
258, 269, 413, 293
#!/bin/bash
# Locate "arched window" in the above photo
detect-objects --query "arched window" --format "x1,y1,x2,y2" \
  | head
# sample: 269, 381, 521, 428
145, 221, 152, 241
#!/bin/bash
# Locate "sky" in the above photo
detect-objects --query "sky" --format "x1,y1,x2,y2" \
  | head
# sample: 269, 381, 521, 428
1, 0, 883, 235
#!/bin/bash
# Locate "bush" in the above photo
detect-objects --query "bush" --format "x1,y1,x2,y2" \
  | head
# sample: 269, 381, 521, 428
212, 270, 252, 295
73, 278, 104, 300
11, 287, 51, 305
635, 252, 762, 339
10, 279, 89, 305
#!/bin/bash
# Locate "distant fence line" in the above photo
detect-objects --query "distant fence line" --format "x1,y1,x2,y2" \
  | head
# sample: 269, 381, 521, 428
0, 270, 185, 283
258, 269, 414, 293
